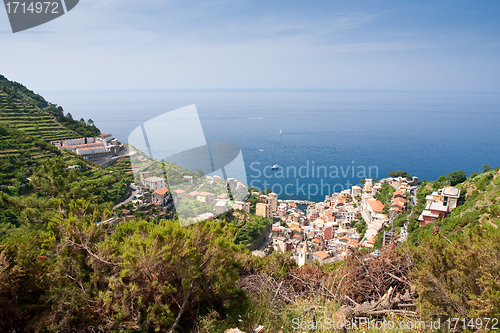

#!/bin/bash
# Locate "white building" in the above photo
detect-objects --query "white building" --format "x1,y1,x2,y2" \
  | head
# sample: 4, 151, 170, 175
195, 212, 215, 222
143, 176, 167, 191
75, 146, 106, 156
352, 185, 362, 196
234, 201, 250, 213
215, 201, 228, 215
298, 240, 313, 267
268, 193, 278, 212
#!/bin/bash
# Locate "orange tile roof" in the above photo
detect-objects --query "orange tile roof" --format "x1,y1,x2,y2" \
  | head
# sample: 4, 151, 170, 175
188, 191, 199, 196
367, 236, 377, 244
368, 199, 384, 212
312, 237, 321, 244
174, 189, 186, 194
324, 214, 334, 221
391, 201, 405, 208
289, 203, 297, 208
347, 240, 359, 247
218, 193, 228, 199
313, 251, 330, 260
153, 188, 169, 195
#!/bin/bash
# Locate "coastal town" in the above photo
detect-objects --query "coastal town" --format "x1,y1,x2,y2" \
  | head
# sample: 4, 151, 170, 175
121, 168, 463, 267
249, 175, 462, 267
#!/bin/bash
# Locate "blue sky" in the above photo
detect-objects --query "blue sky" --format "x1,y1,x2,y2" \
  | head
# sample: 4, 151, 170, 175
1, 0, 500, 91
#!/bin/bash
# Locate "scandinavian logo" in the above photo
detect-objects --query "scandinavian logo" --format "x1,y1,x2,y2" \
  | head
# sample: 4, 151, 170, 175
3, 0, 79, 33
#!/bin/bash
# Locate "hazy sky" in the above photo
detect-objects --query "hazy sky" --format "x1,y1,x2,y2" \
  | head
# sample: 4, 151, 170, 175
1, 0, 500, 92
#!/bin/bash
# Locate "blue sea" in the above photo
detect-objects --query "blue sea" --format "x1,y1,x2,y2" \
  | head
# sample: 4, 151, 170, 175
39, 90, 500, 202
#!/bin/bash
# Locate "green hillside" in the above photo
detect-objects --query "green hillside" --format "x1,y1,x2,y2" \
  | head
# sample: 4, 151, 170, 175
406, 167, 500, 323
0, 90, 78, 141
0, 123, 132, 235
0, 125, 60, 194
408, 166, 500, 243
0, 74, 100, 142
0, 74, 108, 196
0, 75, 132, 241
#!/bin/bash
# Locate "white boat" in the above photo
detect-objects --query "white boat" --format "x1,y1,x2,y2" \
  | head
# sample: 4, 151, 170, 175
279, 129, 282, 134
272, 164, 279, 169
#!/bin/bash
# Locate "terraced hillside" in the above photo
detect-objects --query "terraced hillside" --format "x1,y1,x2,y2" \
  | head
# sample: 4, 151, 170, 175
0, 74, 100, 143
0, 91, 80, 142
0, 74, 106, 197
0, 125, 62, 194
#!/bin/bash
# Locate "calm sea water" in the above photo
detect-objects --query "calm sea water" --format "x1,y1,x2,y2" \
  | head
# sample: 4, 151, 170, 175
39, 90, 500, 202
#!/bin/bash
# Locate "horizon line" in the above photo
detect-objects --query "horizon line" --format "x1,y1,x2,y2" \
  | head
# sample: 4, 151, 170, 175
38, 88, 500, 95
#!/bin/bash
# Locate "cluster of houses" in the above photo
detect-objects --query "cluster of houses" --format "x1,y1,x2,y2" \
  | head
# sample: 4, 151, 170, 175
258, 191, 362, 266
418, 186, 461, 226
262, 175, 424, 266
359, 176, 418, 247
390, 191, 408, 215
51, 133, 122, 161
137, 171, 249, 221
